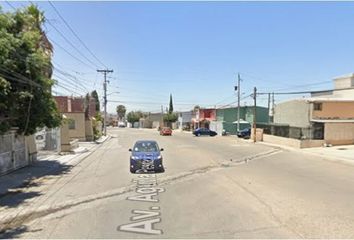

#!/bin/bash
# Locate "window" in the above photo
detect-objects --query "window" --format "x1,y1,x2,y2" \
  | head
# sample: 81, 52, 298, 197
68, 119, 76, 129
314, 103, 322, 111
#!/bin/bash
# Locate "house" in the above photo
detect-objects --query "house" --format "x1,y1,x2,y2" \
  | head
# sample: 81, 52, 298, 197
55, 96, 97, 141
272, 98, 354, 146
55, 96, 86, 141
210, 106, 269, 135
192, 108, 217, 130
177, 111, 193, 131
271, 74, 354, 146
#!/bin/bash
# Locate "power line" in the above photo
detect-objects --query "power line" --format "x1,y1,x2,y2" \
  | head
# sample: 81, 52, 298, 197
53, 74, 88, 93
270, 80, 333, 92
5, 1, 16, 10
43, 21, 97, 68
45, 22, 99, 69
48, 1, 108, 69
54, 82, 84, 96
0, 66, 42, 88
48, 37, 95, 70
53, 68, 90, 91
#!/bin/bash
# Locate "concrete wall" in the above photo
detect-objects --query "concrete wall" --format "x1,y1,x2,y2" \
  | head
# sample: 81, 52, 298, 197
312, 102, 354, 119
324, 123, 354, 145
274, 99, 311, 128
251, 128, 264, 141
263, 134, 325, 148
334, 74, 354, 89
210, 121, 223, 135
147, 113, 162, 122
65, 112, 86, 141
85, 120, 94, 141
140, 119, 153, 128
0, 132, 36, 175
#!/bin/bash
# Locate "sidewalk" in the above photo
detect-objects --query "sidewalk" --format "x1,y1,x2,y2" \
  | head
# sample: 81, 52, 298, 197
301, 144, 354, 163
0, 136, 110, 197
258, 141, 354, 165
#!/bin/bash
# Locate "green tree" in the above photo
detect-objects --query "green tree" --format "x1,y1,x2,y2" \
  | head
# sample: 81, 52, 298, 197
116, 105, 126, 121
0, 5, 61, 135
90, 90, 100, 112
127, 111, 143, 125
84, 93, 90, 119
169, 94, 173, 114
163, 94, 177, 124
163, 113, 178, 123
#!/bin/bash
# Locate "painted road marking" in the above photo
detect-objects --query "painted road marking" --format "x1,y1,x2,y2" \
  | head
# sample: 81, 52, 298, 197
118, 174, 164, 235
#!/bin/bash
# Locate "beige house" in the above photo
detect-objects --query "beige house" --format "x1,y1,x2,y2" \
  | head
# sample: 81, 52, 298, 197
310, 99, 354, 145
271, 73, 354, 147
54, 96, 98, 151
65, 112, 86, 141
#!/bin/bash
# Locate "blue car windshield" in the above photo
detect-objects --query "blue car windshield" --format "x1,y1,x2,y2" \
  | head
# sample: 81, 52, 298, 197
133, 142, 159, 152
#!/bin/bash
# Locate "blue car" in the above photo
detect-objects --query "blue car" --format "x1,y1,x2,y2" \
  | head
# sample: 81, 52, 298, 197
237, 128, 251, 139
129, 140, 165, 173
193, 128, 217, 137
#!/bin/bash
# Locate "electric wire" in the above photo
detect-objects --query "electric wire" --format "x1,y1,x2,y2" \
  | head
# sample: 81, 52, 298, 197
48, 1, 108, 69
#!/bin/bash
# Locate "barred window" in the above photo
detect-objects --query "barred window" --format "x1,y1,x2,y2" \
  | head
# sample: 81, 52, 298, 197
314, 103, 322, 111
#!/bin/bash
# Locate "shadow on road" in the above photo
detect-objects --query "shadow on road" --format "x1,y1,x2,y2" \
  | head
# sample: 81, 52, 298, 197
0, 225, 29, 238
0, 160, 72, 208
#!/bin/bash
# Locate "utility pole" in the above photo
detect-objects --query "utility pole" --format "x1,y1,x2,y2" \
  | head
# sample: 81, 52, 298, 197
253, 87, 257, 143
267, 92, 271, 123
160, 105, 164, 130
97, 69, 113, 136
271, 92, 275, 123
236, 73, 241, 132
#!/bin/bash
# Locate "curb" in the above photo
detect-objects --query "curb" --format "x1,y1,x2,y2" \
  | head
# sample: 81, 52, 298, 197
256, 141, 354, 166
95, 135, 111, 144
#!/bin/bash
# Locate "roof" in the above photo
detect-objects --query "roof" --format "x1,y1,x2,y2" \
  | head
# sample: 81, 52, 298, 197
306, 97, 354, 102
333, 73, 354, 80
311, 119, 354, 123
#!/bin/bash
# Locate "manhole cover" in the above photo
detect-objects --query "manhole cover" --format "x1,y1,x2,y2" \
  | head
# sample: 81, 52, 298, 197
337, 148, 347, 150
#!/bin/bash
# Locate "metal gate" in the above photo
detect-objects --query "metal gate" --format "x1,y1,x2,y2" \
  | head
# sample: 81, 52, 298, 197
35, 128, 60, 152
0, 132, 27, 175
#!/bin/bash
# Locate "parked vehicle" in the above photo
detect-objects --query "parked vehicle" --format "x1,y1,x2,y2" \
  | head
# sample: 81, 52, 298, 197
129, 140, 165, 173
193, 128, 217, 137
237, 128, 251, 139
118, 122, 126, 128
160, 127, 172, 136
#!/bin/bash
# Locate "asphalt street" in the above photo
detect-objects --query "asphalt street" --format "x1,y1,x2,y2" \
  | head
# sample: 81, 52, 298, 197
1, 127, 354, 238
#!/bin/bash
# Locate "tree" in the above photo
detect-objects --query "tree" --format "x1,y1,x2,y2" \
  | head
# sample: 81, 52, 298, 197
0, 5, 61, 135
163, 113, 178, 123
84, 93, 90, 120
127, 111, 143, 125
163, 94, 177, 124
116, 105, 126, 121
169, 94, 173, 114
91, 90, 100, 112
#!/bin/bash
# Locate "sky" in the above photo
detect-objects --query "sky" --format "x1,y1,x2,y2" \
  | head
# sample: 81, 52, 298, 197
2, 1, 354, 114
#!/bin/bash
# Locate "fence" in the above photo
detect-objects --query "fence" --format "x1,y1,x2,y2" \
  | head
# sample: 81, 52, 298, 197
257, 123, 324, 140
0, 131, 28, 175
35, 128, 60, 152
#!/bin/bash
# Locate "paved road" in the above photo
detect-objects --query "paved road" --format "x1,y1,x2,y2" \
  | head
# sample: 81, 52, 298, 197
1, 127, 354, 238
